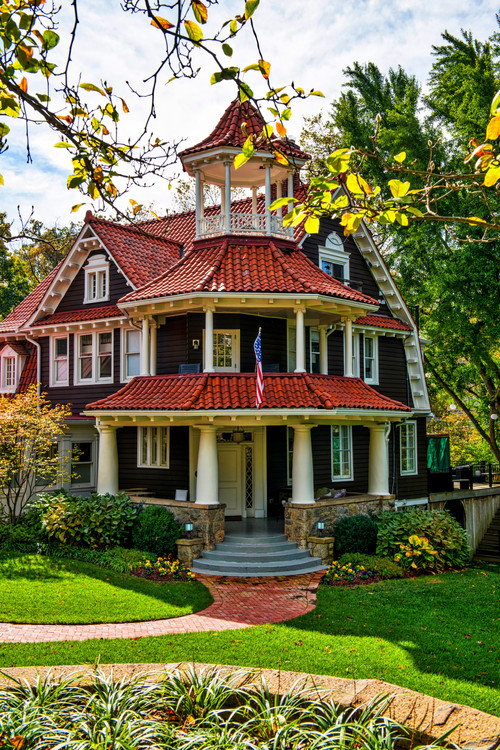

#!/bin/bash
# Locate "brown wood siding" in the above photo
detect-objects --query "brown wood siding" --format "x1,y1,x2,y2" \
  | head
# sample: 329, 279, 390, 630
56, 249, 131, 312
117, 426, 190, 498
312, 425, 369, 492
372, 336, 412, 407
39, 329, 121, 414
327, 330, 344, 376
266, 426, 289, 501
157, 316, 187, 374
390, 416, 428, 499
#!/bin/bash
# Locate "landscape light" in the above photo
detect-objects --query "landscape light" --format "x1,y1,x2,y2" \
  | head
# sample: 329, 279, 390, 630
185, 522, 194, 539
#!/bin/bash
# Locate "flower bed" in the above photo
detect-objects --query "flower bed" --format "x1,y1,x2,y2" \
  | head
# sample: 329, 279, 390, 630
321, 560, 381, 586
131, 555, 196, 582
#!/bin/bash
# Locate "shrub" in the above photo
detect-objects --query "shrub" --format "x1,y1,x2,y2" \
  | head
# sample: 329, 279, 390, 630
131, 505, 183, 557
35, 491, 137, 548
338, 552, 404, 579
0, 508, 48, 548
394, 534, 440, 572
46, 544, 147, 573
334, 514, 378, 558
376, 509, 470, 570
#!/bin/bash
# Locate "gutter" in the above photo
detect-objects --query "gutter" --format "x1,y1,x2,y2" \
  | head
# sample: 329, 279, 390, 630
24, 335, 41, 396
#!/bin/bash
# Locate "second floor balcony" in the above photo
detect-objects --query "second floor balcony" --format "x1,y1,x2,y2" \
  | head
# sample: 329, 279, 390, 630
197, 211, 294, 240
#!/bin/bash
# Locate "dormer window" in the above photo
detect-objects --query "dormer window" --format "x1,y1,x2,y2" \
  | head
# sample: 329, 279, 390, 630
84, 254, 109, 304
319, 233, 350, 282
0, 345, 26, 393
3, 357, 15, 388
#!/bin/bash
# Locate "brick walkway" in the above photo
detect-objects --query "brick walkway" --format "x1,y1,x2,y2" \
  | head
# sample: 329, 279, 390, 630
0, 572, 323, 644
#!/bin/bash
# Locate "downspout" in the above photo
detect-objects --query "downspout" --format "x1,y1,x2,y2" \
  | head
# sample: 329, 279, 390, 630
24, 335, 41, 397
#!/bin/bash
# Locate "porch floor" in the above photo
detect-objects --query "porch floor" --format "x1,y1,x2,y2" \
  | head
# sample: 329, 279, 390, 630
225, 517, 284, 537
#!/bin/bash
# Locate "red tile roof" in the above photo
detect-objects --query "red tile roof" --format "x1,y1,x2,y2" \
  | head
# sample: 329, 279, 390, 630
121, 239, 377, 305
86, 215, 181, 288
16, 346, 37, 393
179, 98, 309, 162
355, 315, 411, 332
86, 372, 411, 412
0, 263, 62, 334
31, 305, 124, 327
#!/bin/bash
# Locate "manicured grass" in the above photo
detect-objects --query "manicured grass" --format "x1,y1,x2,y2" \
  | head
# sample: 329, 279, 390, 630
0, 564, 497, 715
0, 553, 212, 624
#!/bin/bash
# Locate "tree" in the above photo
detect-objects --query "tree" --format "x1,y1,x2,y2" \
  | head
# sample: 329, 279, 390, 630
0, 212, 32, 318
292, 26, 500, 462
0, 387, 71, 524
11, 218, 81, 287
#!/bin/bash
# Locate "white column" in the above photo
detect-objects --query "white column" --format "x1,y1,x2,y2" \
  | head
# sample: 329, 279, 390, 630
219, 185, 225, 230
97, 424, 119, 495
276, 181, 282, 219
195, 425, 219, 504
368, 423, 390, 495
195, 169, 202, 238
288, 172, 294, 213
140, 316, 150, 376
265, 164, 272, 234
149, 320, 157, 376
319, 325, 328, 375
291, 424, 315, 504
252, 187, 258, 229
294, 307, 306, 373
203, 306, 214, 373
344, 318, 353, 377
225, 161, 231, 234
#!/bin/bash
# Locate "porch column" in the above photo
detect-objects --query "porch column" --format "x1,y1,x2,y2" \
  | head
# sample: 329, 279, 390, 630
291, 424, 315, 504
97, 424, 119, 495
195, 169, 204, 238
203, 305, 215, 373
252, 186, 258, 229
294, 306, 306, 373
149, 319, 157, 376
287, 172, 294, 213
368, 423, 390, 495
344, 318, 353, 377
140, 316, 151, 376
276, 180, 283, 219
265, 164, 272, 234
319, 325, 328, 375
224, 161, 232, 234
195, 425, 219, 504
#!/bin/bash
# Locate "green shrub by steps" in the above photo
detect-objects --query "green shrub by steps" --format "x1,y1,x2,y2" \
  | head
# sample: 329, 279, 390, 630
337, 552, 404, 579
0, 509, 48, 547
334, 514, 378, 558
131, 505, 183, 557
34, 491, 137, 548
376, 509, 470, 570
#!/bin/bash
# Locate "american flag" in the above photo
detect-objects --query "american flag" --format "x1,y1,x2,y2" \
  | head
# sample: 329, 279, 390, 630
254, 329, 264, 408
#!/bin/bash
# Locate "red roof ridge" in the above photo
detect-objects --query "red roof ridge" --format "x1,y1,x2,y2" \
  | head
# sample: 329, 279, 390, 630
198, 239, 228, 291
88, 214, 183, 248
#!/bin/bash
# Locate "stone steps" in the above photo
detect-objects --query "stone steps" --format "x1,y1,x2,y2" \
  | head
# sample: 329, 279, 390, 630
473, 507, 500, 563
192, 532, 326, 577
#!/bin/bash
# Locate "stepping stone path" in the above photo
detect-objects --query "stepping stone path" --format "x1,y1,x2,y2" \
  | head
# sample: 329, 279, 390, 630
0, 572, 323, 644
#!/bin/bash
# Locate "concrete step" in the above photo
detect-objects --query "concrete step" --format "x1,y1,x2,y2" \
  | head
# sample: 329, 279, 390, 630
192, 558, 325, 577
216, 540, 297, 554
222, 533, 289, 545
202, 548, 312, 564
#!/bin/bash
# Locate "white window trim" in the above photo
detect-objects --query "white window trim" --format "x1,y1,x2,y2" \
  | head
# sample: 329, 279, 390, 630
344, 331, 360, 377
204, 329, 240, 372
137, 426, 170, 469
83, 253, 110, 304
50, 335, 69, 387
74, 330, 114, 385
363, 334, 379, 385
400, 420, 418, 476
70, 439, 96, 488
0, 346, 23, 393
120, 327, 142, 382
331, 424, 353, 482
319, 233, 350, 281
309, 326, 320, 374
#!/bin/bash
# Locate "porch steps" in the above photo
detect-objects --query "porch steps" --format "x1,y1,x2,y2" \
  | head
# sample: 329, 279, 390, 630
473, 506, 500, 563
191, 532, 326, 577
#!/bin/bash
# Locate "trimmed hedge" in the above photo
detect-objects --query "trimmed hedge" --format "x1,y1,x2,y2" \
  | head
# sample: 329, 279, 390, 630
131, 505, 183, 557
334, 514, 378, 558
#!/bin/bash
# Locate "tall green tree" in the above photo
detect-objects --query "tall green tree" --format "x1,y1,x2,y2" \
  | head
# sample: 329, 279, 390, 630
0, 213, 31, 320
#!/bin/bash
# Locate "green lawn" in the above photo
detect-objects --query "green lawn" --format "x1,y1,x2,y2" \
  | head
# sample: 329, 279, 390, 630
0, 563, 498, 716
0, 553, 212, 624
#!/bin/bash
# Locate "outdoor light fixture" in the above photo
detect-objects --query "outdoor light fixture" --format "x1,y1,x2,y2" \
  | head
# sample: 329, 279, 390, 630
185, 522, 194, 539
317, 521, 325, 538
192, 339, 200, 350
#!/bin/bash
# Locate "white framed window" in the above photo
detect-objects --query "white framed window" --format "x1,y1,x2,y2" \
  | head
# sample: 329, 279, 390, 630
137, 426, 170, 468
50, 336, 69, 386
344, 332, 360, 377
400, 421, 417, 475
363, 335, 378, 384
3, 357, 15, 388
121, 328, 141, 381
319, 233, 350, 282
0, 346, 24, 393
331, 425, 353, 481
83, 254, 109, 304
75, 331, 113, 384
71, 441, 94, 487
286, 426, 294, 485
205, 329, 240, 372
309, 327, 320, 373
287, 323, 296, 372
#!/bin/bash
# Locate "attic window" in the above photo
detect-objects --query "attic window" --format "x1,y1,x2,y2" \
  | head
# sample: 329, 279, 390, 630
319, 233, 350, 283
84, 254, 109, 304
0, 345, 25, 393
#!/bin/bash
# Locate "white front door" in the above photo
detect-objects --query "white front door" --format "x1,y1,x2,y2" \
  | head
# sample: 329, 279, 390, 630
218, 442, 243, 516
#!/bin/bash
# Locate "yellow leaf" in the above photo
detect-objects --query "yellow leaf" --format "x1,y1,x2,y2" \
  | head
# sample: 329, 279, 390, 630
346, 173, 372, 195
483, 166, 500, 187
0, 173, 4, 186
486, 116, 500, 140
234, 152, 249, 170
191, 0, 208, 24
395, 212, 409, 226
258, 59, 271, 79
274, 150, 288, 165
304, 215, 320, 234
71, 203, 85, 212
309, 90, 325, 97
490, 89, 500, 116
150, 16, 174, 30
388, 179, 410, 198
466, 216, 487, 226
184, 19, 203, 43
20, 77, 28, 93
119, 97, 129, 113
394, 151, 406, 163
261, 123, 273, 139
276, 122, 286, 137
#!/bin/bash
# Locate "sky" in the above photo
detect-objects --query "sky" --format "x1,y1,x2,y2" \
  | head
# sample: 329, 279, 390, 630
2, 0, 499, 230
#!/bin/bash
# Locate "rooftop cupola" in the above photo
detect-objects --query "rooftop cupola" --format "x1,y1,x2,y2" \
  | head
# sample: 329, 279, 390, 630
179, 98, 309, 241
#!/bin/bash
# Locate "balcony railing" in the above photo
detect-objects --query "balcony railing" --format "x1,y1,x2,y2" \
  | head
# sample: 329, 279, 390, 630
197, 213, 293, 239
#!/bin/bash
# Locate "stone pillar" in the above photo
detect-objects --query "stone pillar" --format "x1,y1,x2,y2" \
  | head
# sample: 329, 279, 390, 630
368, 423, 390, 495
140, 316, 150, 376
195, 425, 219, 504
203, 306, 214, 373
265, 164, 272, 235
291, 424, 315, 504
344, 318, 353, 377
149, 320, 157, 376
225, 161, 232, 234
294, 307, 306, 373
97, 424, 119, 495
319, 325, 328, 375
